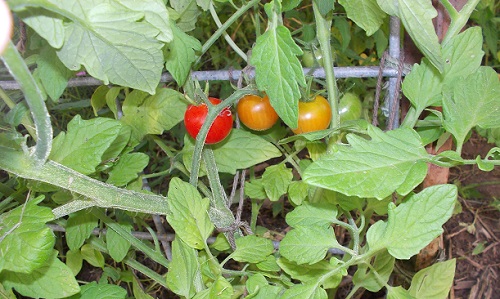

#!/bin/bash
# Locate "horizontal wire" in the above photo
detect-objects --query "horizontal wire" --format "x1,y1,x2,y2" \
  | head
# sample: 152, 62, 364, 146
0, 66, 401, 90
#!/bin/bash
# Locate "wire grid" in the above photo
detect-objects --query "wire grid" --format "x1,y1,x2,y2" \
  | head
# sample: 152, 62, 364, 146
0, 19, 403, 123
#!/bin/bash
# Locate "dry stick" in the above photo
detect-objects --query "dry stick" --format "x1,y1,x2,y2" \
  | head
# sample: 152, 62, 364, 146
372, 51, 387, 127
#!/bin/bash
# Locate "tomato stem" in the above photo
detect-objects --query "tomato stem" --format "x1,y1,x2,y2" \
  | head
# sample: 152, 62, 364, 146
313, 3, 339, 129
189, 87, 260, 187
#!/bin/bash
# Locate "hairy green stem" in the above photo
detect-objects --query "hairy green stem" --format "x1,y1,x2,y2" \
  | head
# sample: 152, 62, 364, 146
0, 146, 170, 218
1, 42, 52, 164
203, 148, 236, 229
312, 3, 339, 129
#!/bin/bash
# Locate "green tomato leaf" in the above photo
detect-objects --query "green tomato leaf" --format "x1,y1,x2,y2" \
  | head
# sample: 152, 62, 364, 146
80, 244, 105, 268
36, 45, 73, 101
250, 25, 305, 128
121, 88, 188, 143
397, 0, 443, 71
280, 226, 338, 265
106, 153, 149, 187
79, 281, 127, 299
408, 259, 456, 299
210, 130, 282, 174
277, 258, 343, 288
0, 250, 80, 299
353, 249, 395, 292
402, 58, 443, 112
66, 249, 83, 276
66, 210, 98, 251
12, 0, 172, 94
165, 21, 201, 85
285, 202, 338, 228
443, 67, 500, 151
232, 235, 274, 263
166, 178, 214, 249
387, 286, 414, 299
442, 27, 484, 86
256, 255, 281, 272
193, 276, 233, 299
106, 223, 132, 262
281, 282, 328, 299
170, 0, 201, 32
338, 0, 386, 36
262, 164, 293, 202
287, 181, 309, 206
183, 129, 282, 175
245, 179, 268, 200
166, 237, 204, 298
304, 125, 430, 199
101, 124, 133, 162
246, 273, 268, 295
248, 285, 283, 299
0, 198, 55, 273
49, 115, 122, 175
367, 184, 457, 259
377, 0, 442, 71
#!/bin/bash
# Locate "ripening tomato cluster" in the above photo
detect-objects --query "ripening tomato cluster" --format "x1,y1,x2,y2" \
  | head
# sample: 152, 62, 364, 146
184, 93, 362, 144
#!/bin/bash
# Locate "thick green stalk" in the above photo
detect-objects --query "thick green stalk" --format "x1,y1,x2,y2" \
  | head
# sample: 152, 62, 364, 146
312, 3, 339, 128
1, 42, 52, 164
0, 146, 170, 218
203, 148, 236, 229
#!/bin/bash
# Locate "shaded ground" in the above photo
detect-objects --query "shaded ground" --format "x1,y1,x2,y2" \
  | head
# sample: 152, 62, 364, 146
446, 135, 500, 299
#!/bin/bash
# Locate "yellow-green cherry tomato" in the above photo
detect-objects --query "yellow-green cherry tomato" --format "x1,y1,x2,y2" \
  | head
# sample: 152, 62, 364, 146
339, 92, 362, 123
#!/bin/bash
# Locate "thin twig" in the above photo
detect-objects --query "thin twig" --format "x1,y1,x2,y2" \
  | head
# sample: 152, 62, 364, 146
372, 51, 387, 127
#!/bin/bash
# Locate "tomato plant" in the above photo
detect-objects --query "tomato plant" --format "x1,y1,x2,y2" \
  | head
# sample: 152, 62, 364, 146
184, 97, 233, 144
292, 95, 332, 134
0, 0, 13, 55
339, 92, 362, 123
237, 94, 279, 131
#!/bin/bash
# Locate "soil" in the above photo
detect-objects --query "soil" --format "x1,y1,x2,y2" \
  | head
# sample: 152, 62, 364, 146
445, 134, 500, 299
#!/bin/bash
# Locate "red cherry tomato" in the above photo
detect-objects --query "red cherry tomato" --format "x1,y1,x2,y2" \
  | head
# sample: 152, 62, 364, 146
292, 95, 332, 134
184, 97, 233, 144
237, 94, 279, 131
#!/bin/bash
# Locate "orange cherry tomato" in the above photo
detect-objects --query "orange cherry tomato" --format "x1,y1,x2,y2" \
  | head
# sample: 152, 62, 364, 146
237, 94, 279, 131
292, 95, 332, 134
